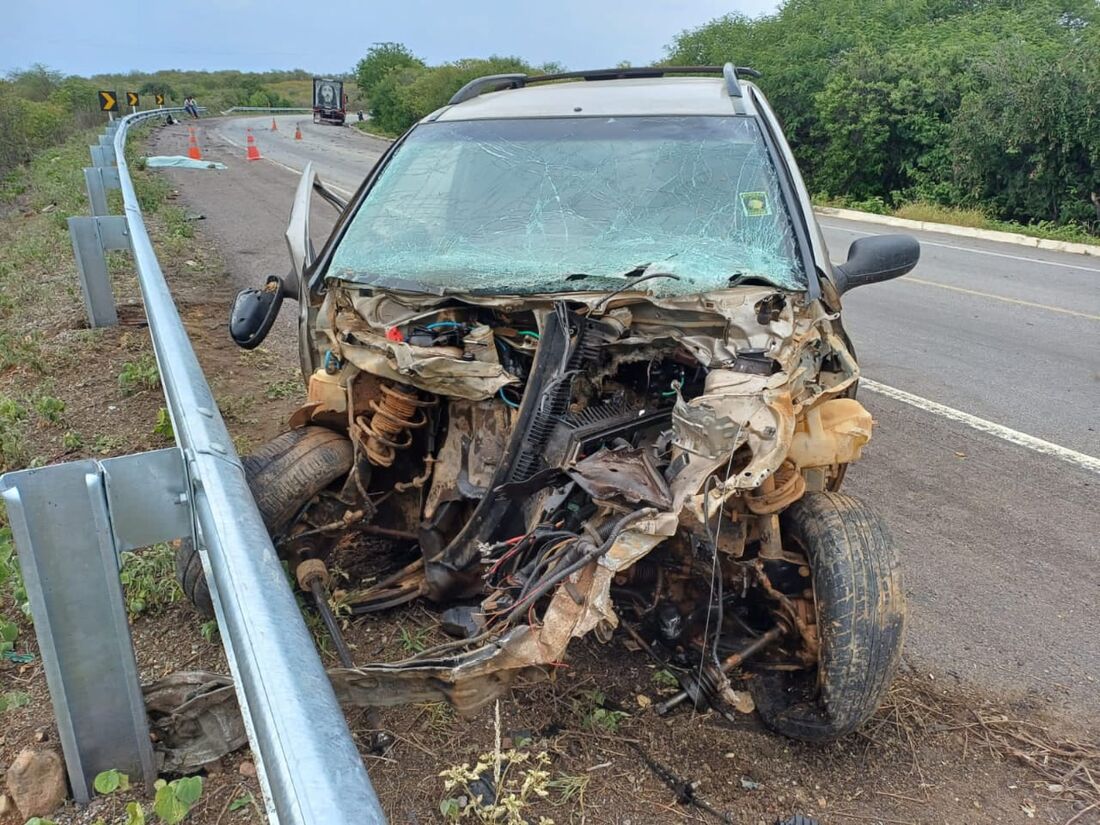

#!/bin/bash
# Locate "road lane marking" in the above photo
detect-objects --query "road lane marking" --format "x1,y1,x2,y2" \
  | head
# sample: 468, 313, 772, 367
827, 261, 1098, 319
902, 276, 1099, 320
861, 379, 1100, 475
215, 125, 356, 198
820, 222, 1100, 273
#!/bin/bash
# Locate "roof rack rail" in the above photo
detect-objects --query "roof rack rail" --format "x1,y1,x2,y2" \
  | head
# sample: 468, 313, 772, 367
448, 73, 527, 105
447, 63, 761, 105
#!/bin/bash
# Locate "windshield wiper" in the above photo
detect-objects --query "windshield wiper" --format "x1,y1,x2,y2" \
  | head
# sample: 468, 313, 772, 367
590, 271, 682, 315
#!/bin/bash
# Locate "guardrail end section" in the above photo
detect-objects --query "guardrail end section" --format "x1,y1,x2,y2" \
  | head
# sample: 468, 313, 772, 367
0, 450, 191, 802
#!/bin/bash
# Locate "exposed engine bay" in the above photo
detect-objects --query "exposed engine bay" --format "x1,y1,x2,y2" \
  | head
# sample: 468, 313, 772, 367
280, 282, 876, 721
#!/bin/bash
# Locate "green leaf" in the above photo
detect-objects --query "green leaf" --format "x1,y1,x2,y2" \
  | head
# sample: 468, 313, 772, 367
228, 792, 253, 812
173, 775, 203, 806
93, 768, 130, 794
153, 783, 188, 824
125, 801, 147, 825
439, 797, 462, 819
0, 690, 30, 712
25, 818, 59, 825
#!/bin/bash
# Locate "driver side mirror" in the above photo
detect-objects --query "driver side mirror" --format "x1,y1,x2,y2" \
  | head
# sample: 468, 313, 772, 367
229, 275, 288, 349
833, 234, 920, 295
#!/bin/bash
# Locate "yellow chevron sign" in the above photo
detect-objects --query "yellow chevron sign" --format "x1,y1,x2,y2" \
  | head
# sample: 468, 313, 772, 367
155, 93, 165, 106
98, 91, 118, 112
127, 92, 139, 107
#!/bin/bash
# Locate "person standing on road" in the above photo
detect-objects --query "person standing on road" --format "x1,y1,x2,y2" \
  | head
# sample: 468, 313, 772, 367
184, 95, 199, 118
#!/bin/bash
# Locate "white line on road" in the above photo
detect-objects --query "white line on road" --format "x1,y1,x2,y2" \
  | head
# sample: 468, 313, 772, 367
861, 379, 1100, 475
902, 276, 1100, 320
821, 222, 1100, 273
215, 127, 356, 198
826, 263, 1100, 320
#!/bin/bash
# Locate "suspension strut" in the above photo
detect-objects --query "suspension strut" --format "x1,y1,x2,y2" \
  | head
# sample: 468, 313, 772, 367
354, 382, 436, 467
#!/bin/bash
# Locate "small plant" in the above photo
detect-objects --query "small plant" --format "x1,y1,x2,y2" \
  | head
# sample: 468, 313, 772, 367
263, 377, 302, 400
200, 620, 218, 643
92, 433, 124, 454
94, 768, 131, 794
153, 776, 203, 823
153, 407, 174, 439
547, 773, 589, 808
118, 354, 160, 395
651, 669, 679, 690
440, 750, 554, 825
33, 394, 65, 424
119, 544, 182, 617
416, 701, 455, 733
0, 689, 30, 712
0, 526, 29, 616
0, 616, 18, 653
0, 396, 28, 470
62, 429, 83, 451
398, 624, 431, 654
228, 791, 255, 813
575, 689, 629, 734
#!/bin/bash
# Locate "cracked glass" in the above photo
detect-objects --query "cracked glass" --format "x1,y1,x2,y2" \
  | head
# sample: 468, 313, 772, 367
328, 116, 806, 295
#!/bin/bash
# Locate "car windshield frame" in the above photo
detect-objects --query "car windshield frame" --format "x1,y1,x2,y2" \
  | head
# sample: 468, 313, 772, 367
316, 113, 816, 298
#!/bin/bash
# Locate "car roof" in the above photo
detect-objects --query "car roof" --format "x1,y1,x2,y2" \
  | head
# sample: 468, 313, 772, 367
430, 77, 758, 122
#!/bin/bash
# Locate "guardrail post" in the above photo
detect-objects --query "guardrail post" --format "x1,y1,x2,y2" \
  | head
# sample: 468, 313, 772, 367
0, 448, 190, 801
83, 166, 120, 217
68, 215, 129, 327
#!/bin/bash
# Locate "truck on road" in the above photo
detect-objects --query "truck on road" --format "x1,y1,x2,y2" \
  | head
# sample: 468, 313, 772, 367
313, 77, 346, 125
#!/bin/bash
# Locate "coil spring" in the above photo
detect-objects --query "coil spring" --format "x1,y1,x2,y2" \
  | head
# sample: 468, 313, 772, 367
744, 460, 806, 515
355, 383, 436, 467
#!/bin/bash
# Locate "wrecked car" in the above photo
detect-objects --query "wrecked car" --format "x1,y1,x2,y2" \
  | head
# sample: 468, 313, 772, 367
191, 64, 919, 742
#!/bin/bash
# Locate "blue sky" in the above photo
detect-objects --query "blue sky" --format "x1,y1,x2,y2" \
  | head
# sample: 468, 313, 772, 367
5, 0, 779, 77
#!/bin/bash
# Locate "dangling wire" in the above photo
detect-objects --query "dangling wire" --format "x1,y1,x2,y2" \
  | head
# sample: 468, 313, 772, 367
692, 450, 736, 718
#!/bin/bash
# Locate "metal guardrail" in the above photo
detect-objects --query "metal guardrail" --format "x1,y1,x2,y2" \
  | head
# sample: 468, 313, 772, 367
0, 109, 386, 823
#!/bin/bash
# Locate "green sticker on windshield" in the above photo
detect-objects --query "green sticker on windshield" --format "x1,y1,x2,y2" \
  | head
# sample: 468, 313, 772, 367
740, 191, 770, 217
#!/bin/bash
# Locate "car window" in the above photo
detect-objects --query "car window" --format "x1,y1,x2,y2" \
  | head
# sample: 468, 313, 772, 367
328, 115, 806, 295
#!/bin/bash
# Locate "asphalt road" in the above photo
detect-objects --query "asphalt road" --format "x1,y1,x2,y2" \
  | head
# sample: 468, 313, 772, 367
162, 115, 1100, 722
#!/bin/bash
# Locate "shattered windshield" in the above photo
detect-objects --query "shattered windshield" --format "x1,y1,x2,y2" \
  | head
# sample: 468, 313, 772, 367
328, 116, 806, 295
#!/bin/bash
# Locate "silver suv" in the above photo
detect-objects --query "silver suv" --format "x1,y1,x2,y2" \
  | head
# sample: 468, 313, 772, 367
208, 64, 920, 741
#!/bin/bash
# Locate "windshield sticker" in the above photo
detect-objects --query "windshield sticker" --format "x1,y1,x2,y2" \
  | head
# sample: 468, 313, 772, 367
740, 191, 771, 217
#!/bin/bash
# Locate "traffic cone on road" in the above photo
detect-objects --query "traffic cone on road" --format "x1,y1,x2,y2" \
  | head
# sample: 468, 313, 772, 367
246, 129, 262, 161
187, 128, 202, 160
294, 123, 302, 141
271, 117, 278, 131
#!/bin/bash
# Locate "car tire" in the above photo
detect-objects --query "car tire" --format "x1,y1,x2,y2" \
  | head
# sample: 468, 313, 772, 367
750, 492, 906, 742
175, 426, 355, 617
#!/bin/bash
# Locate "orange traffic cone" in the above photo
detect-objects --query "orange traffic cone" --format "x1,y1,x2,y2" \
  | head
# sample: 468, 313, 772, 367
246, 129, 262, 161
294, 123, 302, 141
271, 117, 278, 131
187, 128, 202, 160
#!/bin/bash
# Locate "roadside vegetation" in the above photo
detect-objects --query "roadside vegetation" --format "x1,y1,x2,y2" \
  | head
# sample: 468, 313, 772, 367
669, 0, 1100, 239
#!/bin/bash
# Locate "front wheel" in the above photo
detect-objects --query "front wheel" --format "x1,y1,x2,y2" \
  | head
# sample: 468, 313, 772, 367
175, 426, 354, 616
750, 492, 906, 742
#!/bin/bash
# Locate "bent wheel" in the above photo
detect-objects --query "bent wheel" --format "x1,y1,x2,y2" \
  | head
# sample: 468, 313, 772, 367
175, 426, 354, 617
751, 492, 906, 742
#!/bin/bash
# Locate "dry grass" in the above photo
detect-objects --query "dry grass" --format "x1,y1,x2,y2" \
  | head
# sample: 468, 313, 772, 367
893, 202, 990, 228
866, 669, 1100, 820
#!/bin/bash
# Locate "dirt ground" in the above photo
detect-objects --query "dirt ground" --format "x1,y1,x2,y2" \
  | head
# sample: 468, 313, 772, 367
1, 123, 1098, 825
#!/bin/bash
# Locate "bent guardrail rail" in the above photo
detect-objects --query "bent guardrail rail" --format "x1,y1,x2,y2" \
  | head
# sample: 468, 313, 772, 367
0, 109, 385, 823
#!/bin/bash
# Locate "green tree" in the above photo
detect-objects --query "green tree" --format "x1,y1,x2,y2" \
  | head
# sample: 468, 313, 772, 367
355, 42, 425, 98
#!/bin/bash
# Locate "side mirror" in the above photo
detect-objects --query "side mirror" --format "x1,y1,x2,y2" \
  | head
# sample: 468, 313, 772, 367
833, 234, 920, 294
229, 275, 285, 349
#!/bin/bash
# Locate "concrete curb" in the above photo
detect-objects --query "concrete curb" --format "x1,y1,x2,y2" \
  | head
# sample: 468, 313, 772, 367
814, 206, 1100, 259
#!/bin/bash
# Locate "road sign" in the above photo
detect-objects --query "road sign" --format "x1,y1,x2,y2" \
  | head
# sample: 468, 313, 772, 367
98, 91, 118, 112
155, 93, 165, 107
126, 92, 139, 107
